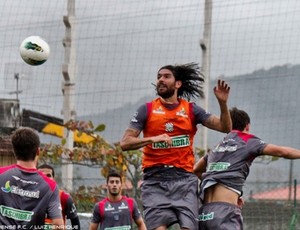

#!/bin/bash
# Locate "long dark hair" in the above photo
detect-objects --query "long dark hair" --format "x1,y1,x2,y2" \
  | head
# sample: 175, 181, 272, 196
158, 62, 205, 101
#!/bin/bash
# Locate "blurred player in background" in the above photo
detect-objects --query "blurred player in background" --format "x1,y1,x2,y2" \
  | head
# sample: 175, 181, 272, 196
194, 107, 300, 229
89, 171, 146, 230
38, 164, 81, 230
120, 63, 232, 230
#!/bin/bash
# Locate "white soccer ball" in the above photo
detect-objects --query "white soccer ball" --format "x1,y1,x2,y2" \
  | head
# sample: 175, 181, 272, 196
19, 36, 50, 66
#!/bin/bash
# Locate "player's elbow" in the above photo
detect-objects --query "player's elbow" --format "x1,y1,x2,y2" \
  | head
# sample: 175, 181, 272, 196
222, 121, 232, 133
52, 218, 64, 229
120, 139, 129, 151
217, 125, 231, 134
216, 120, 232, 133
120, 136, 141, 151
223, 126, 232, 133
193, 167, 204, 179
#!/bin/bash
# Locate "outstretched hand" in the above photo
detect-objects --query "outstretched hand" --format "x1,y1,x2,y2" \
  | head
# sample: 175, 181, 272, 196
213, 79, 230, 103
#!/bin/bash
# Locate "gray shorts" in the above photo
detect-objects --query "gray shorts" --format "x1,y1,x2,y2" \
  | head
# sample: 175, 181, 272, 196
141, 166, 199, 230
199, 202, 243, 230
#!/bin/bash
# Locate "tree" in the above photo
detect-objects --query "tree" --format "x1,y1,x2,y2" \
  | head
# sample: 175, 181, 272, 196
38, 119, 143, 211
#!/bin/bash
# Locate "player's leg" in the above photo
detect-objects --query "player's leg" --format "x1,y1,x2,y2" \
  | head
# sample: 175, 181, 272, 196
173, 173, 199, 230
141, 166, 198, 229
141, 179, 178, 229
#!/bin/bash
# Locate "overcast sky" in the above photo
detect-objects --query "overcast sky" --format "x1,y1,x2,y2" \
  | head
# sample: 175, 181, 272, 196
0, 0, 299, 117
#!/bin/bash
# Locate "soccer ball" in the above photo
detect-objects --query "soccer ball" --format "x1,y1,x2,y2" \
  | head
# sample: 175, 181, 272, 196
19, 36, 50, 66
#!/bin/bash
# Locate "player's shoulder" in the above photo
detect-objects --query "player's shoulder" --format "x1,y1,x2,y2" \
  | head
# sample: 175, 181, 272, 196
122, 196, 137, 208
59, 189, 70, 196
122, 196, 134, 202
232, 130, 262, 143
37, 171, 58, 191
59, 189, 71, 200
99, 197, 109, 204
0, 164, 17, 174
227, 130, 263, 145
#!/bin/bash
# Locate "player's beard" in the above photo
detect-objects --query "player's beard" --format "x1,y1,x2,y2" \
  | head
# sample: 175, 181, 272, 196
156, 83, 175, 99
109, 188, 120, 196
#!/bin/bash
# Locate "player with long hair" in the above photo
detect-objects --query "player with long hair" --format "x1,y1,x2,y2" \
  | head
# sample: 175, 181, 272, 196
120, 63, 232, 230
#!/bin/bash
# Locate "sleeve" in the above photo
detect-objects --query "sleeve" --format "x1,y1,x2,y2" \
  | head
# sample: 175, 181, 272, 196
192, 103, 212, 125
70, 217, 81, 230
248, 136, 267, 157
90, 203, 101, 224
132, 199, 142, 221
65, 196, 79, 219
47, 186, 63, 219
128, 104, 147, 131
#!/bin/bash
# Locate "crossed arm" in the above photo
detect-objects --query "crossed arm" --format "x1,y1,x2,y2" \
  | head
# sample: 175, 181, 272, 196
120, 128, 172, 151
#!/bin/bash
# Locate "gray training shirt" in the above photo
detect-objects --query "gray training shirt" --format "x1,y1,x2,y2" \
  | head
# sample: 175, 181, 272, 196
200, 130, 267, 199
0, 164, 62, 229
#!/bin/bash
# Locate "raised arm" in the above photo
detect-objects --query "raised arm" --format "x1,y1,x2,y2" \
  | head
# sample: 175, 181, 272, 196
203, 79, 232, 133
